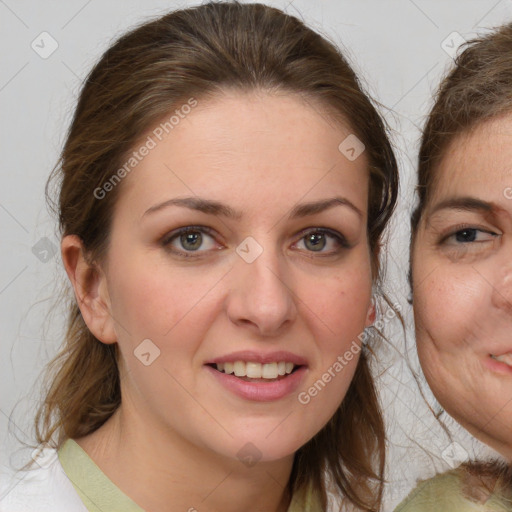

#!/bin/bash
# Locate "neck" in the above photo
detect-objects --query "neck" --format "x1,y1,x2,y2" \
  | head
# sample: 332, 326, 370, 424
75, 403, 294, 512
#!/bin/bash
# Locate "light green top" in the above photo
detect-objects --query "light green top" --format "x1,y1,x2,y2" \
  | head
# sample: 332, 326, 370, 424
58, 439, 142, 512
395, 470, 512, 512
58, 439, 323, 512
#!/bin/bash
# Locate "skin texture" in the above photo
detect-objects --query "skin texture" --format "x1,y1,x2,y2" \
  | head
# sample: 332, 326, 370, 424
412, 114, 512, 461
61, 90, 375, 512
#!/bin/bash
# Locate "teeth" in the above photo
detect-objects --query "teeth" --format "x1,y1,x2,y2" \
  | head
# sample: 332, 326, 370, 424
262, 363, 278, 379
492, 354, 512, 366
246, 362, 262, 378
234, 361, 245, 377
215, 361, 297, 379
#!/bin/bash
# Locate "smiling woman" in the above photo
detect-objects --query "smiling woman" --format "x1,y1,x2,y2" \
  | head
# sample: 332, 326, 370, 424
397, 21, 512, 512
0, 2, 399, 511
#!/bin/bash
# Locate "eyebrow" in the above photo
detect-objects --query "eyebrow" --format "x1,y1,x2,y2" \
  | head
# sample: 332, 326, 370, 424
287, 197, 363, 219
143, 197, 241, 219
142, 196, 363, 219
428, 196, 495, 215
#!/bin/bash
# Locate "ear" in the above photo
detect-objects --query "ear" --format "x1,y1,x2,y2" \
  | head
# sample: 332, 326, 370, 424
365, 296, 376, 328
61, 235, 117, 344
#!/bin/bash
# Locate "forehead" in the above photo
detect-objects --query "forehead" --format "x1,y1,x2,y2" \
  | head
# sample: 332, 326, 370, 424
432, 114, 512, 200
115, 90, 370, 218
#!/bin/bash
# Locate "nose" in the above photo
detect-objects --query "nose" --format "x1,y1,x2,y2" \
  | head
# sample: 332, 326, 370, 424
491, 248, 512, 315
225, 246, 297, 337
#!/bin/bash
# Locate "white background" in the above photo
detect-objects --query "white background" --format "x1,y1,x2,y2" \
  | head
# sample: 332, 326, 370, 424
1, 1, 511, 509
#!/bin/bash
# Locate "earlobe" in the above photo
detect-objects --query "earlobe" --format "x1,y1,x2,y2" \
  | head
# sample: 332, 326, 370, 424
365, 297, 376, 327
61, 235, 117, 344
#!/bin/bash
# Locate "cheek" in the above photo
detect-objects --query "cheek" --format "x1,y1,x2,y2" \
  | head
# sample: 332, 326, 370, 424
111, 272, 181, 338
303, 262, 372, 357
107, 256, 226, 354
106, 261, 224, 411
413, 265, 488, 354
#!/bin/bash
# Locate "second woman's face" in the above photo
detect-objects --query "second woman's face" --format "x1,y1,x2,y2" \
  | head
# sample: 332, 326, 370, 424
412, 114, 512, 459
98, 91, 374, 463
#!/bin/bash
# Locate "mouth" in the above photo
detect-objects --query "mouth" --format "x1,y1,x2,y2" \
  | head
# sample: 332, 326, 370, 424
486, 352, 512, 375
204, 352, 308, 401
207, 361, 301, 382
490, 353, 512, 367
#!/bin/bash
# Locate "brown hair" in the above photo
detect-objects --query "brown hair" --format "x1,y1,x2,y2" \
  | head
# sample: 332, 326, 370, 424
412, 22, 512, 232
459, 460, 512, 506
38, 2, 398, 510
409, 20, 512, 503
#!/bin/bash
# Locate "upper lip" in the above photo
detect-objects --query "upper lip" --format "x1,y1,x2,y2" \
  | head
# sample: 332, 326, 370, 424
206, 350, 308, 366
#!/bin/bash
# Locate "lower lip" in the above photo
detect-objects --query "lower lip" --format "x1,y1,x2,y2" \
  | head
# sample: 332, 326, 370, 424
484, 355, 512, 375
205, 365, 307, 402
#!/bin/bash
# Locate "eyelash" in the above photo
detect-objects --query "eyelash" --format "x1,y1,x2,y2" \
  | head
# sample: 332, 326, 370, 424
439, 224, 499, 247
161, 225, 219, 258
161, 225, 349, 258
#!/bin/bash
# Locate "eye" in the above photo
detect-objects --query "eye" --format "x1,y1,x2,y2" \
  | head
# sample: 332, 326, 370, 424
162, 226, 219, 255
445, 227, 497, 245
293, 228, 348, 254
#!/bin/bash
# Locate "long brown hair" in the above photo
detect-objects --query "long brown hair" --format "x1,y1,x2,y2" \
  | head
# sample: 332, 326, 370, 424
38, 2, 398, 510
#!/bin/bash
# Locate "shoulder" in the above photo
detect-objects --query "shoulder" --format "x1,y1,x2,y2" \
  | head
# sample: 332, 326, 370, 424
394, 466, 512, 512
0, 445, 87, 512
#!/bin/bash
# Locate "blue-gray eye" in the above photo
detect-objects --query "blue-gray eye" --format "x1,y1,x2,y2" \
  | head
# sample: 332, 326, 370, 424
304, 232, 326, 251
180, 231, 203, 250
163, 227, 217, 254
295, 229, 348, 253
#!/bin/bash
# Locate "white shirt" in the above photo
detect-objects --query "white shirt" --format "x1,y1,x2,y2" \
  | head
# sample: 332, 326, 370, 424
0, 445, 87, 512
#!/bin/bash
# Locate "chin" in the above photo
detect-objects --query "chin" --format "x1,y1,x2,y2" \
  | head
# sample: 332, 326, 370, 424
228, 432, 306, 463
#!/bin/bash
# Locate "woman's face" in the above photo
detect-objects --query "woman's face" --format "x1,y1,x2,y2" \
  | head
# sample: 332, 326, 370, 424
412, 114, 512, 459
92, 91, 374, 463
